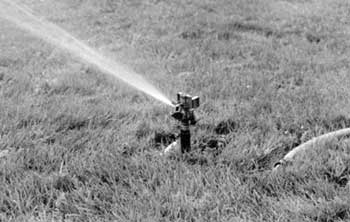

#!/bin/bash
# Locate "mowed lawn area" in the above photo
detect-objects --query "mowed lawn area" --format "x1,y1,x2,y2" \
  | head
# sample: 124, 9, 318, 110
1, 0, 350, 221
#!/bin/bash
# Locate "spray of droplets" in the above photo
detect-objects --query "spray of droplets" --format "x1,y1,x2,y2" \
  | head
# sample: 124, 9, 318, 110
0, 0, 173, 106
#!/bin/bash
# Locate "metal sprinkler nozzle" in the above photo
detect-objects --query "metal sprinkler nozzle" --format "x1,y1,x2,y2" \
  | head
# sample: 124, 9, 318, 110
171, 92, 200, 153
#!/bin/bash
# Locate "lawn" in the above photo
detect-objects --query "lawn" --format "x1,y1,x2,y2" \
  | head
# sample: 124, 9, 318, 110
1, 0, 350, 221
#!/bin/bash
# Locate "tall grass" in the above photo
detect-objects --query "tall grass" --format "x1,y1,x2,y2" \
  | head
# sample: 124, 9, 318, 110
1, 0, 350, 221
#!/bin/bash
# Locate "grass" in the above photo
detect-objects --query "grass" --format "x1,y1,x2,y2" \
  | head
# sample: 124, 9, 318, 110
1, 0, 350, 221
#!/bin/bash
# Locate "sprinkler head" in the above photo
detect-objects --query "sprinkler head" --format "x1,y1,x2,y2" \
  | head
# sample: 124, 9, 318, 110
177, 92, 200, 109
171, 92, 200, 153
171, 92, 199, 124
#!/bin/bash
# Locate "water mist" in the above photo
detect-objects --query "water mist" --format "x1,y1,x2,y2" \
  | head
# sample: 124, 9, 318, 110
0, 0, 173, 106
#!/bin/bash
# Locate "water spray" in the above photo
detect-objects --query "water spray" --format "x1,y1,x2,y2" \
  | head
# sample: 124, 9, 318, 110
171, 92, 200, 153
0, 0, 173, 107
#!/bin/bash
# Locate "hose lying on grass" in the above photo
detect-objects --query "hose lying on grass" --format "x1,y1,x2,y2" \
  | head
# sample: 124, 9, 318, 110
273, 128, 350, 171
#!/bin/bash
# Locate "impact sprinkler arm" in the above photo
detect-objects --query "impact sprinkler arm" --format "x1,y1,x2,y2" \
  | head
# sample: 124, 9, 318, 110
171, 92, 200, 153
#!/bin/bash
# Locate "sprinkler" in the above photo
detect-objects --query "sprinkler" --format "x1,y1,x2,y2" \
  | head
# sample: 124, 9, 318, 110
171, 92, 200, 153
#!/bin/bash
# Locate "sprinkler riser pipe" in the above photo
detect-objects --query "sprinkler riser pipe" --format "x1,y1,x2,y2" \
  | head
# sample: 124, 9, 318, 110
180, 128, 191, 153
180, 107, 191, 153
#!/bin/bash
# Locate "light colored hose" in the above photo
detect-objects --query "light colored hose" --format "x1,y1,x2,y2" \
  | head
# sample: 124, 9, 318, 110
273, 128, 350, 171
160, 140, 180, 156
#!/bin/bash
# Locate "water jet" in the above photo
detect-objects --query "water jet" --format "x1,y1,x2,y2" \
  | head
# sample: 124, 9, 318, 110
0, 0, 173, 107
